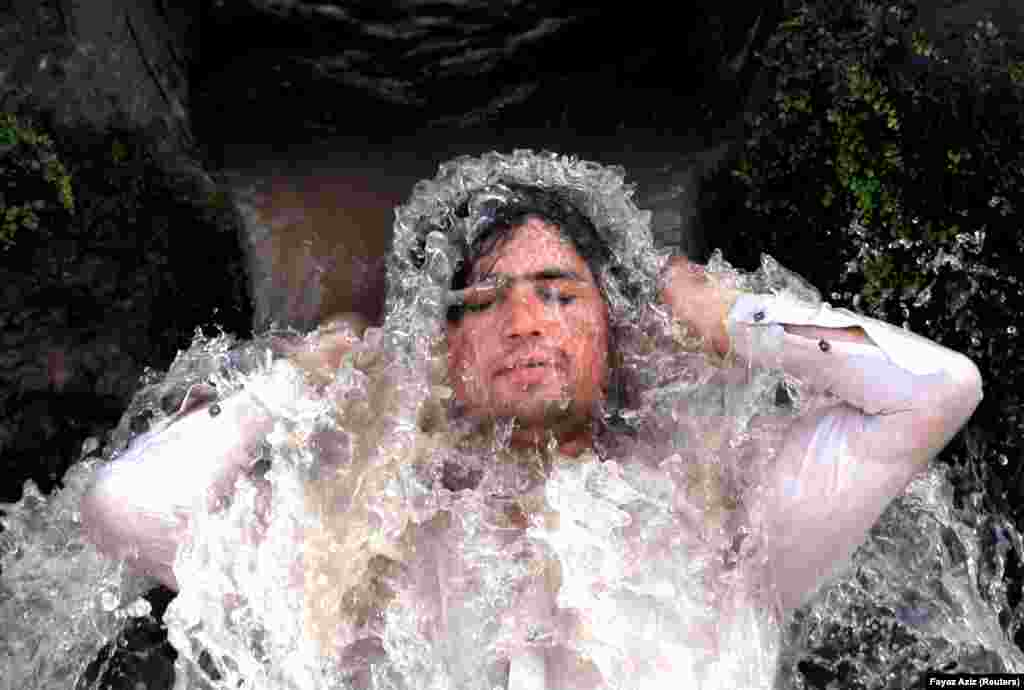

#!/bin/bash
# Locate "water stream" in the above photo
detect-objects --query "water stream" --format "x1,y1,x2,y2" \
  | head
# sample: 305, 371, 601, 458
4, 310, 1019, 689
2, 153, 1022, 689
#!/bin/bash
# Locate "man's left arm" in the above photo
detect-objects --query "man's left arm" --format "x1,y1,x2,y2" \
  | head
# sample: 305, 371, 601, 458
660, 257, 984, 615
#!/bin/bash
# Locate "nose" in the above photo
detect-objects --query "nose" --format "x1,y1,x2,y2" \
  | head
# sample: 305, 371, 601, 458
501, 284, 549, 340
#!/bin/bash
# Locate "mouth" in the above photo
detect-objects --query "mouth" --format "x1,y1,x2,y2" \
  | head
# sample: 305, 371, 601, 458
495, 353, 563, 378
506, 360, 551, 371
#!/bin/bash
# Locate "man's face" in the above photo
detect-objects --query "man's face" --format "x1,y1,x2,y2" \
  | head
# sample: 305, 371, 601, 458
445, 217, 610, 447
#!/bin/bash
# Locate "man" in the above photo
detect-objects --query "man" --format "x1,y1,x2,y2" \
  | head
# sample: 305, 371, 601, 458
81, 150, 983, 688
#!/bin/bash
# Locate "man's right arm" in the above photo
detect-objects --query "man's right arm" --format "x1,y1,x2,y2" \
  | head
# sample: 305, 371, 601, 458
79, 385, 276, 591
80, 314, 366, 591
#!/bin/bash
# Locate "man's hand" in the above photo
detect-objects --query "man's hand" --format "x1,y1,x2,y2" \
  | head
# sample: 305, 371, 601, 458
279, 312, 369, 387
659, 256, 743, 359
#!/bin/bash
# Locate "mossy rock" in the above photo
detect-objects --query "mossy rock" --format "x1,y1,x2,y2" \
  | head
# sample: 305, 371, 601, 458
0, 111, 75, 250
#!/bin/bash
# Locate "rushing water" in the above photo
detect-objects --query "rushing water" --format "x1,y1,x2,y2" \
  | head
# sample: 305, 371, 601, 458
4, 302, 1022, 689
3, 151, 1023, 689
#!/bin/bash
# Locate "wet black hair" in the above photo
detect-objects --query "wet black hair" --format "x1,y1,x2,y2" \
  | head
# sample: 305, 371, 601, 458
441, 183, 615, 323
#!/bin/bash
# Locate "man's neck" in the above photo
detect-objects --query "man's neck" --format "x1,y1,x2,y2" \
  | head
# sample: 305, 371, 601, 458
447, 405, 597, 459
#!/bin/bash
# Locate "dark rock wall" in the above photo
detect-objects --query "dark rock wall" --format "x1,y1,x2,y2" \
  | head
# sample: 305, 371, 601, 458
0, 1, 250, 501
0, 124, 253, 501
1, 0, 195, 155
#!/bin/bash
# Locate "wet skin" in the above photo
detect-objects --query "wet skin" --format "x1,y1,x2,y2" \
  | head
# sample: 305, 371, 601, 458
445, 217, 610, 454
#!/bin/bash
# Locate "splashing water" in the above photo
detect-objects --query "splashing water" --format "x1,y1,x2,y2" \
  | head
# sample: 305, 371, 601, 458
3, 150, 1022, 689
4, 287, 1021, 688
778, 466, 1024, 688
0, 462, 144, 690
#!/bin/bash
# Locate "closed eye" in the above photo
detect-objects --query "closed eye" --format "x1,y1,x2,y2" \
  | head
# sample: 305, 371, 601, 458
456, 280, 503, 313
463, 291, 574, 311
464, 299, 494, 313
454, 278, 578, 314
537, 286, 576, 305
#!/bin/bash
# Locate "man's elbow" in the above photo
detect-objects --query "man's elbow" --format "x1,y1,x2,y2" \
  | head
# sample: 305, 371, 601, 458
959, 356, 984, 416
903, 356, 984, 473
79, 477, 181, 591
938, 354, 984, 442
929, 351, 984, 420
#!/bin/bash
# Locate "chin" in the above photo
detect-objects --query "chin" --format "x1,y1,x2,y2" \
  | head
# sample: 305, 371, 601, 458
452, 379, 599, 435
498, 397, 594, 437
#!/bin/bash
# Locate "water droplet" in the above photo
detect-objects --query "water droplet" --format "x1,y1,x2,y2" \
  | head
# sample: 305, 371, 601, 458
80, 437, 100, 457
123, 597, 152, 618
129, 412, 152, 434
100, 590, 119, 612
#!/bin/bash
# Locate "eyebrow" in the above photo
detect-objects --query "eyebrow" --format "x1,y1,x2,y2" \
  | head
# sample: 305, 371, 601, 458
473, 268, 587, 285
447, 267, 592, 309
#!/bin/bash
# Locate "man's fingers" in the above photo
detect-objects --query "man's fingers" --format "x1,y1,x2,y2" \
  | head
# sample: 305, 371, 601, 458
318, 312, 369, 341
445, 278, 507, 308
276, 313, 372, 385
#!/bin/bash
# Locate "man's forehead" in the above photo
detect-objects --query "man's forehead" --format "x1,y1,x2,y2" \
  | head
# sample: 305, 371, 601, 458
468, 220, 596, 285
